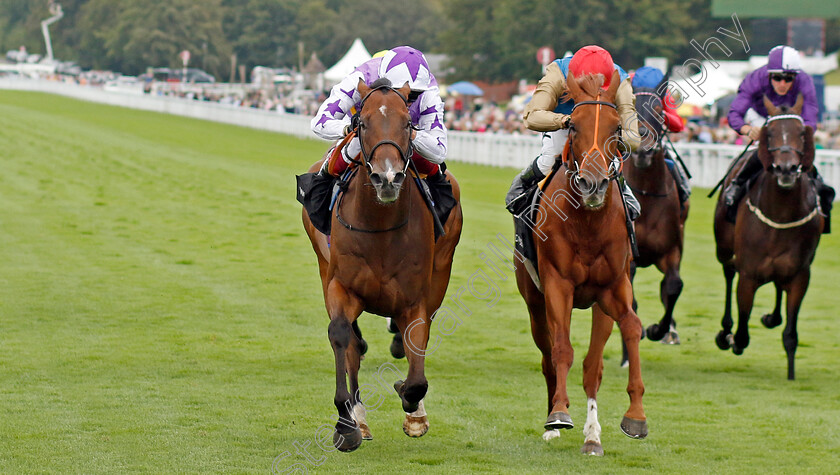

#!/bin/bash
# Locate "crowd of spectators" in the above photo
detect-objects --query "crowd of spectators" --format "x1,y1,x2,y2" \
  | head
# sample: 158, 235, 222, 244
5, 70, 839, 149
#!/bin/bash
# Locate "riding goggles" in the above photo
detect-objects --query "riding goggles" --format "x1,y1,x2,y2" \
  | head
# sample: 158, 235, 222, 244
769, 73, 797, 83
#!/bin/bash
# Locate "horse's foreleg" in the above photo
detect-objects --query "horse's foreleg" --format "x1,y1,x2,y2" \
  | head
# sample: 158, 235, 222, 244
649, 251, 683, 343
543, 276, 575, 431
580, 305, 614, 455
326, 281, 364, 452
761, 283, 784, 329
394, 308, 430, 437
732, 276, 759, 355
620, 263, 639, 368
782, 271, 810, 380
348, 321, 371, 440
716, 263, 737, 350
600, 278, 647, 439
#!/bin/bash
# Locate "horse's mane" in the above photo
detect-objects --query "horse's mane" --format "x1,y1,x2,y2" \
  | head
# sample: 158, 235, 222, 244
369, 77, 393, 89
560, 74, 606, 103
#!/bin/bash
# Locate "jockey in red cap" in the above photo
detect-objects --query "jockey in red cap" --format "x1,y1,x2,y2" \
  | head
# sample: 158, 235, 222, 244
506, 45, 641, 218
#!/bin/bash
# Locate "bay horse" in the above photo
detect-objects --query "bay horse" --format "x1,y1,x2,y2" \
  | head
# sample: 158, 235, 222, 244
713, 95, 821, 380
623, 86, 689, 351
515, 69, 647, 456
301, 79, 463, 451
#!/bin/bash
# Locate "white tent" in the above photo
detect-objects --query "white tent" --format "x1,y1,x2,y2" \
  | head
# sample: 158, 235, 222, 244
672, 61, 741, 106
324, 38, 372, 85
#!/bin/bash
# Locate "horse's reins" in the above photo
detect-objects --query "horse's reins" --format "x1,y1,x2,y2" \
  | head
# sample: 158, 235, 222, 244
568, 94, 639, 259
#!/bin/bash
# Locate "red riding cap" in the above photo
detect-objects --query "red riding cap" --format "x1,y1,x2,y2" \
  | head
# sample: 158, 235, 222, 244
569, 45, 615, 89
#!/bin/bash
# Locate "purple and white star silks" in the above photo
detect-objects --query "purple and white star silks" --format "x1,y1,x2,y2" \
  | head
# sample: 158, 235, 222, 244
430, 116, 443, 130
386, 48, 424, 81
437, 138, 445, 148
420, 105, 437, 116
340, 87, 355, 99
315, 114, 330, 128
325, 100, 343, 117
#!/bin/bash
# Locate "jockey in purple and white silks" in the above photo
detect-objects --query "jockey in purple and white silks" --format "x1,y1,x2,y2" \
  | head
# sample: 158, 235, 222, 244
311, 46, 447, 178
723, 45, 834, 232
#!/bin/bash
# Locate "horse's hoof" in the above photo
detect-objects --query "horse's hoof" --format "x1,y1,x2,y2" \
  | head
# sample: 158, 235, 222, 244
715, 330, 731, 350
544, 411, 574, 431
359, 422, 373, 440
662, 329, 681, 345
732, 343, 744, 356
620, 416, 648, 439
542, 429, 562, 441
359, 338, 368, 356
761, 313, 781, 329
403, 414, 429, 437
333, 426, 363, 452
581, 440, 604, 456
646, 324, 664, 341
390, 334, 405, 359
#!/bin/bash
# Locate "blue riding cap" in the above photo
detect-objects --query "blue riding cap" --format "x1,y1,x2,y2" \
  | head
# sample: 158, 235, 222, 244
632, 66, 665, 90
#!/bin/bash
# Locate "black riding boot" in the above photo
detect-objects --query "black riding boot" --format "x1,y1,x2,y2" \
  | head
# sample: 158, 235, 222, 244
506, 157, 546, 214
723, 152, 762, 223
811, 169, 835, 234
666, 156, 691, 205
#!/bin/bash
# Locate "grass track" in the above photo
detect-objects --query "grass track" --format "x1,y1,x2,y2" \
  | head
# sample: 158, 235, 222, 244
0, 91, 838, 473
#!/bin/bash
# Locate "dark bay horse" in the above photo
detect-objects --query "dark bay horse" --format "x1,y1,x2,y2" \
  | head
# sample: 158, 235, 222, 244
301, 79, 463, 451
713, 95, 822, 380
623, 87, 689, 349
515, 69, 647, 456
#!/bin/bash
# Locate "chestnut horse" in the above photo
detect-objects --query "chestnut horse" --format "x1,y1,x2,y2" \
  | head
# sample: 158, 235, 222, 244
515, 69, 647, 456
713, 95, 822, 380
623, 88, 689, 350
301, 79, 462, 451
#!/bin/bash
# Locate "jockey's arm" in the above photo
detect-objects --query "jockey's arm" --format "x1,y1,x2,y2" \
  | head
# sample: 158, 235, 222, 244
310, 73, 361, 141
616, 79, 640, 151
800, 74, 819, 129
522, 62, 568, 132
411, 90, 447, 164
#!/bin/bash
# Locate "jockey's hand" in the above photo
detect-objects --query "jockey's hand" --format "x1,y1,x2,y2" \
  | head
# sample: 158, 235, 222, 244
411, 129, 417, 140
741, 125, 760, 141
560, 115, 572, 129
343, 124, 352, 137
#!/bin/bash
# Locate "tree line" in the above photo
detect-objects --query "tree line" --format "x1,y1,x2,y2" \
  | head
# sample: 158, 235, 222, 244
1, 0, 837, 83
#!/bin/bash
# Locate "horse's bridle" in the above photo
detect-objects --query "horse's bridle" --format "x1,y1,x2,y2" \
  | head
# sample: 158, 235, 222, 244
334, 85, 416, 233
566, 95, 628, 181
347, 85, 415, 182
764, 114, 806, 179
633, 92, 665, 155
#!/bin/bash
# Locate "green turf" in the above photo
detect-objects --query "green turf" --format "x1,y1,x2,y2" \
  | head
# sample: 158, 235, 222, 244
1, 91, 838, 473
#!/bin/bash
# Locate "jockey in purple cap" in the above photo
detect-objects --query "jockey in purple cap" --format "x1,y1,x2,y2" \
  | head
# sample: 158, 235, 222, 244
311, 46, 447, 181
723, 45, 834, 232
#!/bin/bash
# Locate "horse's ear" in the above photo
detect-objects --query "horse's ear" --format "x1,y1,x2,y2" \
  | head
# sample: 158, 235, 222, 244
763, 95, 779, 117
802, 125, 815, 171
605, 69, 621, 101
397, 83, 411, 100
792, 93, 804, 116
757, 126, 772, 170
566, 72, 581, 99
357, 78, 370, 99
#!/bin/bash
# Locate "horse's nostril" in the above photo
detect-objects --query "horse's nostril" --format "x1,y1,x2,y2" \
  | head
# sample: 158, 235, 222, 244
393, 172, 406, 186
370, 173, 383, 186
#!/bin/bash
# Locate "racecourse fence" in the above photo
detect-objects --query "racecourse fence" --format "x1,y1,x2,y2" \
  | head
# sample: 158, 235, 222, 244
2, 77, 839, 193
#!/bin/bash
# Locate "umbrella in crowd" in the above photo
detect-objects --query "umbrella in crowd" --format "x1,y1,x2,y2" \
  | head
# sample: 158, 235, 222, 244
447, 81, 484, 96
